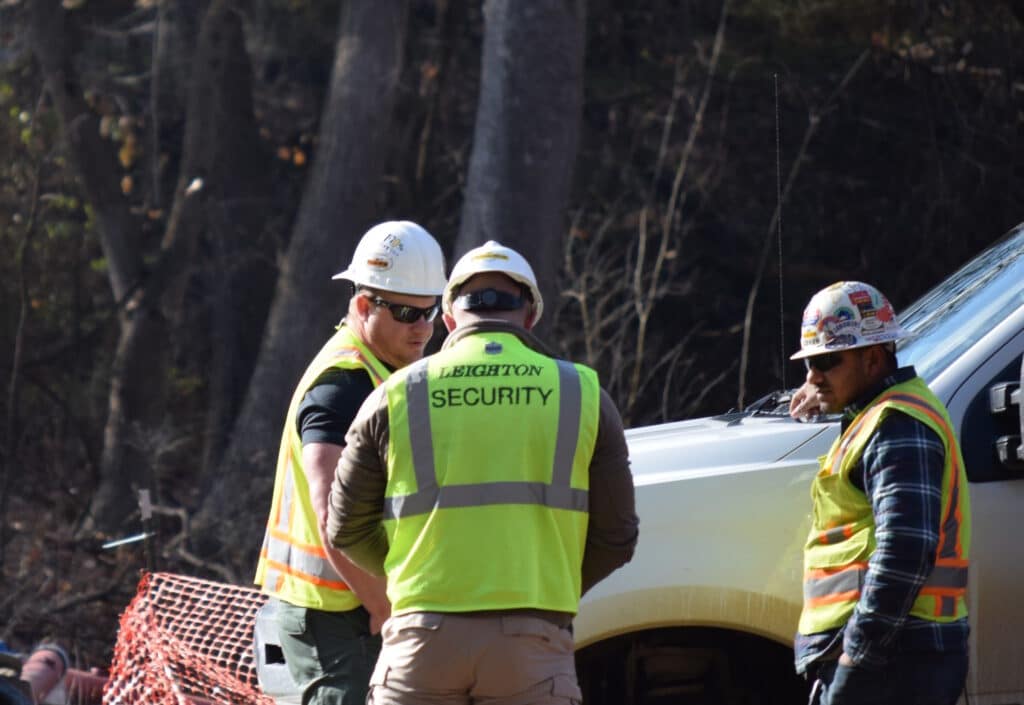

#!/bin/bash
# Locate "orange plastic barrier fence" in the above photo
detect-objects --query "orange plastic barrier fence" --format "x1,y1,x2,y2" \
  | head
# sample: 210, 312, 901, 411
103, 572, 274, 705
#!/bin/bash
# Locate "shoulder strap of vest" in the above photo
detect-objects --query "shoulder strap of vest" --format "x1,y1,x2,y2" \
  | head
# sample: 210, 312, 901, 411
828, 383, 966, 562
324, 326, 389, 387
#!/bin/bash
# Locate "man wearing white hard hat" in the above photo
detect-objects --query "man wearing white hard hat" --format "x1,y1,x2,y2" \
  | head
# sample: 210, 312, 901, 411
255, 221, 447, 705
327, 241, 638, 705
789, 282, 970, 705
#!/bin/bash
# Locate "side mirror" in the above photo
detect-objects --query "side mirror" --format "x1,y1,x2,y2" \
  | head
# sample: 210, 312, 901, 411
990, 355, 1023, 471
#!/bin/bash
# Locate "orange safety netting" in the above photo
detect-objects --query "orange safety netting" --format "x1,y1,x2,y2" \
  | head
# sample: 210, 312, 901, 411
103, 572, 274, 705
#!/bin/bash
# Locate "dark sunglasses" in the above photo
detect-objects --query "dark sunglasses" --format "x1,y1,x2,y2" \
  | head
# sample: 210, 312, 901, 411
454, 287, 527, 312
367, 295, 440, 324
803, 352, 843, 373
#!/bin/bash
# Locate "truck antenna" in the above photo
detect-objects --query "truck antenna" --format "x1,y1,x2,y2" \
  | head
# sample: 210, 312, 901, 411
774, 72, 787, 391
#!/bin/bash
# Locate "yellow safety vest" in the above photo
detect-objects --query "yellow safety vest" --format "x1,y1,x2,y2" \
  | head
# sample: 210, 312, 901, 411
382, 331, 600, 616
798, 376, 971, 635
255, 324, 390, 610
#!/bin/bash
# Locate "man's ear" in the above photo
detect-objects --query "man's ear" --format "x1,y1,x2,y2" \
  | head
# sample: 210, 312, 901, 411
353, 293, 372, 321
523, 306, 536, 331
864, 344, 889, 377
443, 312, 457, 332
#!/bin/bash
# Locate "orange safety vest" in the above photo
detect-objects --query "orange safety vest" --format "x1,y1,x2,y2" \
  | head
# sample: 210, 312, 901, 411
254, 324, 389, 610
798, 376, 970, 635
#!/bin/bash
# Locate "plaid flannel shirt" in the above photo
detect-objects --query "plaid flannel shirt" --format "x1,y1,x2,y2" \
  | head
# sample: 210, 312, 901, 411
794, 367, 969, 673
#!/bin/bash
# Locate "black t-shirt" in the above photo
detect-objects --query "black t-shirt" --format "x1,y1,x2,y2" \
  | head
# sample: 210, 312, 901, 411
295, 368, 378, 446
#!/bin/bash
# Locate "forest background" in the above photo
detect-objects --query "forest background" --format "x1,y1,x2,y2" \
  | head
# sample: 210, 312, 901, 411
0, 0, 1021, 669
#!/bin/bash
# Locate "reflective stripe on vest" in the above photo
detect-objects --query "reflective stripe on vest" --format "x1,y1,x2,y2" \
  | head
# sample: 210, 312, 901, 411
381, 332, 600, 616
805, 563, 968, 605
384, 357, 588, 519
254, 325, 388, 610
258, 459, 350, 591
799, 379, 970, 633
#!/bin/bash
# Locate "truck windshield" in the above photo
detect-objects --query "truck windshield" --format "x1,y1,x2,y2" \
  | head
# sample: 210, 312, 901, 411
897, 224, 1024, 384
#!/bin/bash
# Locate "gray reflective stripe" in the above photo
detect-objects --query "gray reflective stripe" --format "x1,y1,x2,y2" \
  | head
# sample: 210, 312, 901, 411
820, 526, 849, 544
805, 563, 966, 602
405, 359, 439, 495
387, 358, 587, 520
383, 482, 589, 520
924, 565, 968, 589
262, 532, 341, 581
264, 568, 282, 589
551, 360, 582, 488
804, 566, 862, 600
939, 596, 956, 617
265, 459, 342, 582
939, 478, 962, 560
264, 533, 291, 564
276, 461, 295, 532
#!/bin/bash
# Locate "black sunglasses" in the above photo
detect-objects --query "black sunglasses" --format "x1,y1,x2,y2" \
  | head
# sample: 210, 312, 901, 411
367, 295, 440, 324
454, 287, 527, 312
803, 352, 843, 373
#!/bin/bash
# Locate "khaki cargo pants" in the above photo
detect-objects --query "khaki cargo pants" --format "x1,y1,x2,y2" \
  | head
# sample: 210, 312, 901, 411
368, 612, 582, 705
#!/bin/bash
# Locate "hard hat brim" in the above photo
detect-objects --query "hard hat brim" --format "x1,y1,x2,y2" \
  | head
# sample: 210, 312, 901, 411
789, 328, 910, 360
331, 268, 445, 297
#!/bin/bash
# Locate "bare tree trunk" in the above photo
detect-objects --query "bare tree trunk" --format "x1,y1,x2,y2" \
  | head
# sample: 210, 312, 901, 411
198, 0, 410, 575
28, 1, 143, 305
29, 0, 271, 538
28, 0, 154, 537
148, 0, 275, 487
456, 0, 586, 340
149, 0, 205, 209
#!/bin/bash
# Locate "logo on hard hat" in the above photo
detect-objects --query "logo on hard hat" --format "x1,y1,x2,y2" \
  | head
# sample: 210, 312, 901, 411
380, 233, 404, 252
366, 255, 392, 271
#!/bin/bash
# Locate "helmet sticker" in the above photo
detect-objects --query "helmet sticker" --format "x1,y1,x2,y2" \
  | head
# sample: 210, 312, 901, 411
472, 252, 509, 262
826, 333, 858, 349
365, 254, 393, 271
792, 280, 908, 359
380, 233, 405, 252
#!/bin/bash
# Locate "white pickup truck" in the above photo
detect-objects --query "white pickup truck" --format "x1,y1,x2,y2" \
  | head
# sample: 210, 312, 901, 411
573, 223, 1024, 705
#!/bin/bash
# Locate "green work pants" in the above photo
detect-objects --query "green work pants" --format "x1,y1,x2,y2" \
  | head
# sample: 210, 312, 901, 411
274, 599, 382, 705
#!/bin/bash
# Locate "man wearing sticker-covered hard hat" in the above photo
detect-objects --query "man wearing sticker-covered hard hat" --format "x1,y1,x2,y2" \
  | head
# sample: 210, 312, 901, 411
254, 221, 447, 705
788, 282, 971, 705
326, 241, 638, 705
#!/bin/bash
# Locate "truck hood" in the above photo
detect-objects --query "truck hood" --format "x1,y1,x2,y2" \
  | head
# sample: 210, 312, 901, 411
625, 413, 836, 485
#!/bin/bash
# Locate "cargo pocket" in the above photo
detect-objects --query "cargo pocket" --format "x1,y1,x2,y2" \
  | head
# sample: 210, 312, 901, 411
373, 613, 448, 693
379, 612, 445, 671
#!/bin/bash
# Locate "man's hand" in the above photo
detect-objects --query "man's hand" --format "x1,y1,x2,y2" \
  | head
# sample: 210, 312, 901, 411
838, 652, 855, 667
305, 442, 392, 634
789, 382, 822, 421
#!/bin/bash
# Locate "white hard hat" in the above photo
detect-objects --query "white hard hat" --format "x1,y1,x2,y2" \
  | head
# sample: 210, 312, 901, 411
332, 221, 446, 296
443, 240, 543, 323
791, 281, 909, 360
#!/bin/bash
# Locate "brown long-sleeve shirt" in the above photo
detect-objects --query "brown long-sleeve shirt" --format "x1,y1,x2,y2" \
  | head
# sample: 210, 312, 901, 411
327, 319, 638, 604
